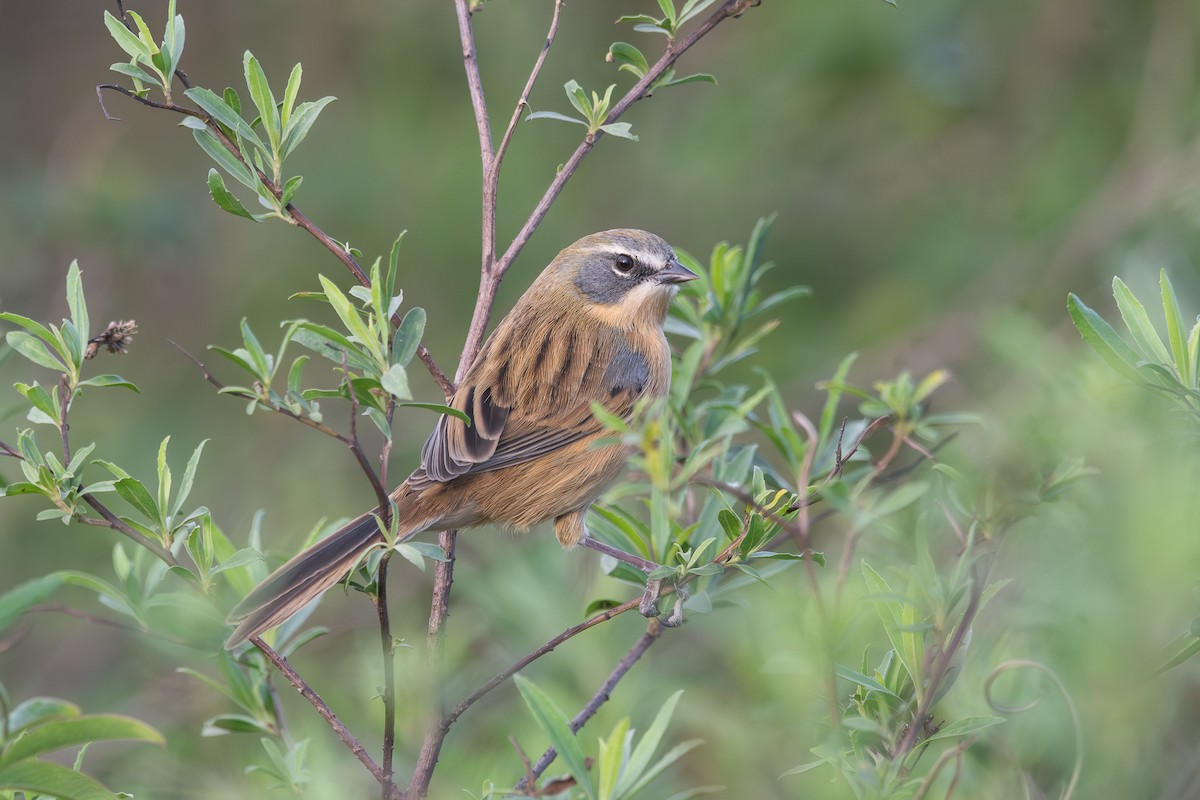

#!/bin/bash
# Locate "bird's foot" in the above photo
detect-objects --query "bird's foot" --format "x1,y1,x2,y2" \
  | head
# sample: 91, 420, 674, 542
639, 577, 689, 627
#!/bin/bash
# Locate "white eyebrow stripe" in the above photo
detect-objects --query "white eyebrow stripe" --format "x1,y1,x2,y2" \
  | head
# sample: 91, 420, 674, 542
581, 244, 668, 264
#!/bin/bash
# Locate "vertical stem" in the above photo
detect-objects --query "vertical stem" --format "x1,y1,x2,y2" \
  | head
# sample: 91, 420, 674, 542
376, 552, 397, 800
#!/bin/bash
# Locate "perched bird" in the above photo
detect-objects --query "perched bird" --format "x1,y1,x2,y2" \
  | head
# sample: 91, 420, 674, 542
226, 229, 697, 647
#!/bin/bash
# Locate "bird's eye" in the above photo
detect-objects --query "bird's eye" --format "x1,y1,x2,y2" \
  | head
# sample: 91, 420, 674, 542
613, 254, 635, 275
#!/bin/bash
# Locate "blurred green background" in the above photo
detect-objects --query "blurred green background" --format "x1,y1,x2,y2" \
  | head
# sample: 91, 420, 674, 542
4, 0, 1200, 797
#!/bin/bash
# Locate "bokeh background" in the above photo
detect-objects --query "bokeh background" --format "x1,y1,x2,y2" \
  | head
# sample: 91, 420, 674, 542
3, 0, 1200, 797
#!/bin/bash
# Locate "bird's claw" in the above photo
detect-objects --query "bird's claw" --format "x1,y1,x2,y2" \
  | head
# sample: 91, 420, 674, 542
639, 577, 689, 627
639, 578, 663, 617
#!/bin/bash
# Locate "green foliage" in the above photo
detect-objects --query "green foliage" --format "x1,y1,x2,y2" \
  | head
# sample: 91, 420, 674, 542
104, 0, 185, 101
527, 80, 638, 141
514, 681, 711, 800
1069, 272, 1200, 675
1070, 271, 1200, 419
103, 4, 334, 222
0, 683, 163, 800
617, 0, 719, 42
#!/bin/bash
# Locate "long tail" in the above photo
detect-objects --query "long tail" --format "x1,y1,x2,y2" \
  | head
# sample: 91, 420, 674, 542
225, 509, 396, 648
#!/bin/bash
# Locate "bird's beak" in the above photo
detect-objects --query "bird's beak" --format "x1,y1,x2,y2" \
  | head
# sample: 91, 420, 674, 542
656, 259, 699, 284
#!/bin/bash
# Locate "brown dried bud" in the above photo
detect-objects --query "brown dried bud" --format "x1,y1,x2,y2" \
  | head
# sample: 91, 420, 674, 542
85, 320, 138, 359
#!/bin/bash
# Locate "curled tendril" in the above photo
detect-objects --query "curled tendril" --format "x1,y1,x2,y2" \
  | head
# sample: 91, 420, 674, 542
984, 659, 1082, 800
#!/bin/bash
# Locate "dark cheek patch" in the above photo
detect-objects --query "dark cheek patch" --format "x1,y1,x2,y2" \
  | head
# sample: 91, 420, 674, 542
574, 269, 633, 304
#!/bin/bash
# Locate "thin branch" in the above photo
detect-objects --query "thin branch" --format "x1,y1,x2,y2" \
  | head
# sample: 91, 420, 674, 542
340, 351, 391, 511
250, 636, 389, 786
100, 84, 453, 396
453, 0, 496, 275
57, 374, 71, 465
376, 553, 398, 800
456, 0, 760, 373
406, 528, 458, 798
445, 598, 640, 728
486, 0, 565, 266
894, 573, 983, 757
169, 340, 351, 443
80, 493, 179, 566
518, 622, 663, 789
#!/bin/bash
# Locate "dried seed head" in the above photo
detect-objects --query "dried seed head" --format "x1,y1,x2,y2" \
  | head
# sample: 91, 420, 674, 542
85, 320, 138, 359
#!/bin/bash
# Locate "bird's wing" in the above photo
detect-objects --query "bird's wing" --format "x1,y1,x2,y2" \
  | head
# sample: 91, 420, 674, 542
411, 326, 651, 486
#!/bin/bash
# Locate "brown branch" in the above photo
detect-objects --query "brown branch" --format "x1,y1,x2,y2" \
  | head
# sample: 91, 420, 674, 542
169, 340, 351, 443
81, 493, 179, 566
406, 528, 458, 798
57, 373, 71, 465
100, 82, 453, 396
375, 552, 398, 800
251, 636, 390, 787
339, 351, 391, 511
518, 621, 664, 789
456, 0, 760, 373
893, 572, 983, 758
446, 598, 640, 729
485, 0, 565, 271
453, 0, 496, 276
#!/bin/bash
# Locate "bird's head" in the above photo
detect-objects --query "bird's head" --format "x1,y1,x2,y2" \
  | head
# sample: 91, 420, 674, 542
538, 229, 698, 327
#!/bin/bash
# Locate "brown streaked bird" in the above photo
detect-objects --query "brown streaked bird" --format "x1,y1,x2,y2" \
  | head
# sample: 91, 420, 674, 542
225, 229, 697, 647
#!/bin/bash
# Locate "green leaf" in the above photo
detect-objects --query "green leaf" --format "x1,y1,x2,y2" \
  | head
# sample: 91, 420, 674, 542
1160, 271, 1193, 386
239, 319, 271, 378
77, 375, 140, 392
392, 307, 425, 366
243, 51, 280, 153
0, 574, 63, 634
525, 110, 587, 126
833, 664, 899, 698
0, 759, 115, 800
621, 689, 682, 789
318, 276, 380, 362
398, 402, 470, 424
625, 739, 705, 796
780, 759, 826, 778
113, 477, 161, 524
281, 97, 336, 161
657, 0, 678, 26
380, 364, 411, 400
1154, 631, 1200, 674
608, 42, 649, 78
659, 73, 717, 89
109, 61, 162, 87
513, 675, 595, 799
598, 122, 638, 141
205, 169, 259, 221
103, 11, 151, 61
289, 322, 374, 371
171, 439, 208, 520
0, 714, 163, 767
191, 129, 258, 190
14, 382, 59, 428
921, 715, 1005, 744
1067, 293, 1143, 383
280, 174, 303, 207
0, 314, 63, 358
201, 714, 274, 736
6, 697, 81, 734
6, 332, 65, 372
564, 79, 591, 119
1112, 277, 1170, 364
184, 88, 265, 153
280, 63, 302, 129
